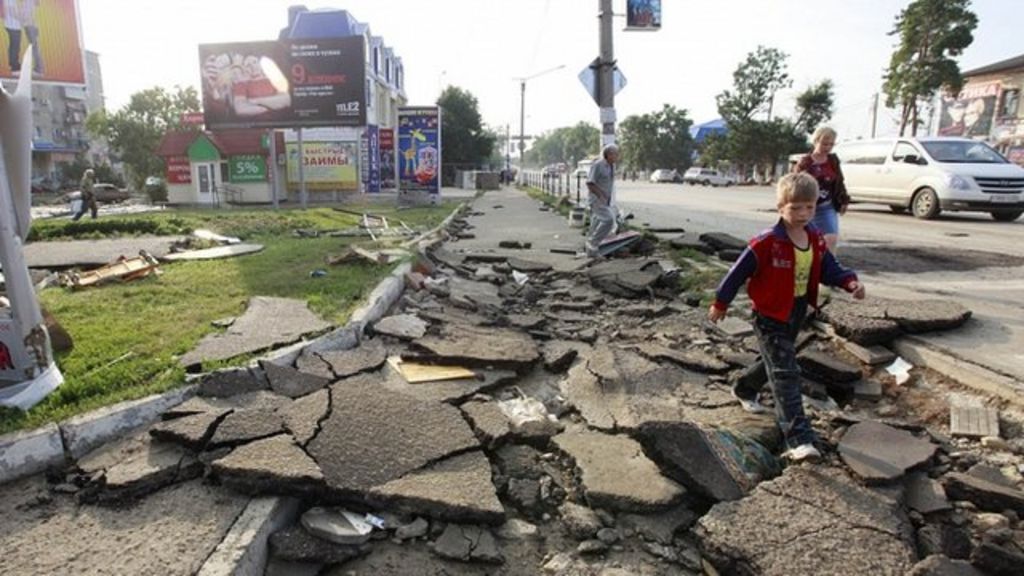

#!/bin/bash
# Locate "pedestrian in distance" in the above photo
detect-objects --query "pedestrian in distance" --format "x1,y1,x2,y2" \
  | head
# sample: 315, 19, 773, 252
73, 168, 98, 221
585, 144, 620, 258
708, 172, 866, 462
792, 126, 851, 254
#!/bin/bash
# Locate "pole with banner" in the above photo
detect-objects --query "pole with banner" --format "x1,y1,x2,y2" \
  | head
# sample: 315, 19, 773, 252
0, 50, 63, 409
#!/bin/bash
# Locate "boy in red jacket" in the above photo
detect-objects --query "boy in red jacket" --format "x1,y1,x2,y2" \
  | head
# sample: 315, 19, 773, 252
708, 173, 865, 461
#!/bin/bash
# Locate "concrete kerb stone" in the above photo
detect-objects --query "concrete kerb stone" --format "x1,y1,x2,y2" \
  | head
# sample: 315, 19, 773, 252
0, 423, 65, 484
892, 336, 1024, 408
196, 496, 301, 576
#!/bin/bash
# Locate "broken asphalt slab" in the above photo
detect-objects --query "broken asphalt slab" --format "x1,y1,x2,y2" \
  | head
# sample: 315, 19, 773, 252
823, 297, 971, 345
211, 434, 325, 495
24, 237, 177, 269
180, 297, 332, 368
411, 323, 539, 369
838, 420, 937, 483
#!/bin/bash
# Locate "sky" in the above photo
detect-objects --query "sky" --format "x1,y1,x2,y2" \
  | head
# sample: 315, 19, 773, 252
79, 0, 1021, 147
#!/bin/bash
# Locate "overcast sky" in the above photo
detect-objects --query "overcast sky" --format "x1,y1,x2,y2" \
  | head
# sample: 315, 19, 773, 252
80, 0, 1019, 145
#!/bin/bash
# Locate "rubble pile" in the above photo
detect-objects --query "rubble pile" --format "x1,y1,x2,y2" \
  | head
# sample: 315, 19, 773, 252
47, 210, 1024, 575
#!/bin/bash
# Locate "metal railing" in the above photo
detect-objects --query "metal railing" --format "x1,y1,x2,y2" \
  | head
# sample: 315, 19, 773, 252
517, 170, 588, 204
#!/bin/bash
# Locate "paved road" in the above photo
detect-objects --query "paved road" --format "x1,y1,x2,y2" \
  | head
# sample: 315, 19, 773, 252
615, 181, 1024, 382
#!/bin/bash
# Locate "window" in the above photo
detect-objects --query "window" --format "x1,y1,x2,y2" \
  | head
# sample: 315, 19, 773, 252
1000, 89, 1019, 118
892, 142, 921, 162
373, 48, 379, 75
838, 141, 891, 165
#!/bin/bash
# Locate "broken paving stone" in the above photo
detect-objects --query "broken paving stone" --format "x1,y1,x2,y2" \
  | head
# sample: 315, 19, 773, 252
395, 517, 429, 541
587, 259, 666, 298
506, 313, 545, 330
507, 257, 551, 273
494, 445, 546, 480
639, 421, 780, 502
413, 324, 539, 369
917, 523, 973, 561
698, 232, 747, 252
669, 234, 715, 254
164, 390, 287, 420
577, 539, 609, 555
542, 340, 585, 372
631, 342, 730, 373
942, 473, 1024, 515
717, 248, 743, 262
149, 411, 227, 451
843, 341, 897, 366
697, 467, 917, 576
971, 541, 1024, 576
432, 524, 504, 564
965, 464, 1017, 489
495, 519, 539, 540
460, 400, 512, 448
279, 389, 328, 446
715, 317, 754, 338
208, 408, 285, 448
196, 366, 269, 397
448, 276, 503, 310
839, 421, 937, 483
907, 554, 985, 576
317, 339, 388, 378
905, 472, 953, 515
180, 297, 331, 368
853, 379, 884, 401
307, 379, 479, 496
823, 297, 970, 344
368, 451, 505, 525
260, 360, 329, 399
560, 502, 603, 540
300, 507, 374, 545
294, 349, 335, 380
798, 349, 862, 384
211, 434, 324, 495
554, 429, 685, 512
269, 526, 369, 565
619, 503, 697, 545
506, 477, 542, 515
97, 437, 201, 501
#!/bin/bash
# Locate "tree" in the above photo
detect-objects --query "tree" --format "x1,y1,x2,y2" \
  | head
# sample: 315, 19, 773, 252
437, 86, 496, 184
618, 104, 694, 173
794, 80, 835, 134
86, 86, 200, 189
883, 0, 977, 136
524, 122, 600, 169
715, 46, 792, 124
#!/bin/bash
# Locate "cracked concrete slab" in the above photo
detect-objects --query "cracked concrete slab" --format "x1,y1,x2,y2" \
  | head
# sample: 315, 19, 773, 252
306, 379, 479, 497
553, 429, 685, 512
295, 349, 335, 380
279, 388, 330, 445
100, 438, 201, 501
208, 408, 286, 449
368, 451, 505, 525
149, 411, 227, 451
196, 366, 269, 398
211, 434, 325, 495
630, 342, 730, 373
432, 524, 504, 564
261, 360, 330, 398
180, 297, 331, 368
317, 339, 388, 378
373, 314, 429, 340
697, 467, 916, 576
460, 400, 513, 448
448, 277, 503, 310
838, 421, 937, 483
587, 259, 666, 298
24, 237, 178, 269
823, 297, 971, 345
413, 324, 539, 369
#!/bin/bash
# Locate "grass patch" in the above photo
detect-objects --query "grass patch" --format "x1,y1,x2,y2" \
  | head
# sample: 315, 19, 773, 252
668, 247, 726, 305
1, 203, 455, 434
523, 186, 574, 217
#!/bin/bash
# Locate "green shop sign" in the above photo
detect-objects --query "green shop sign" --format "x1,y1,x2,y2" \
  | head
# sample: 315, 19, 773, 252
228, 155, 267, 183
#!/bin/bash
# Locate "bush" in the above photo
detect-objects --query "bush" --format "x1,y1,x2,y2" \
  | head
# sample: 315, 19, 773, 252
146, 180, 169, 203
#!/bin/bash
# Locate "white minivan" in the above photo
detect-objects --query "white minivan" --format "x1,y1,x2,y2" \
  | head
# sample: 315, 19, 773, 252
834, 137, 1024, 221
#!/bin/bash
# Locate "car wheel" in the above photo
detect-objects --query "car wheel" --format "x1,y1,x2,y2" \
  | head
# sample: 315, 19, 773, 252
991, 210, 1023, 222
911, 188, 941, 219
702, 180, 710, 186
889, 205, 908, 214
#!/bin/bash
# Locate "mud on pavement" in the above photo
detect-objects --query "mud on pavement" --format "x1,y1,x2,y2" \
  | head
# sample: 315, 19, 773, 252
5, 195, 1024, 576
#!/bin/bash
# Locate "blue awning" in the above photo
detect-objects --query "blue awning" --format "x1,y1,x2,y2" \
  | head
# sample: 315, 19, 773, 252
689, 118, 728, 143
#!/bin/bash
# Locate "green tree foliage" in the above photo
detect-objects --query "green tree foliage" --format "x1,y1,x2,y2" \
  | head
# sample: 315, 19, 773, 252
715, 46, 792, 124
62, 156, 125, 188
883, 0, 977, 136
618, 104, 694, 173
524, 122, 600, 169
794, 80, 835, 134
85, 86, 200, 190
437, 86, 496, 184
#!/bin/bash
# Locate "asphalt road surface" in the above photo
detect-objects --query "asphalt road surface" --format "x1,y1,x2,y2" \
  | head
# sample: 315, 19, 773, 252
614, 181, 1024, 382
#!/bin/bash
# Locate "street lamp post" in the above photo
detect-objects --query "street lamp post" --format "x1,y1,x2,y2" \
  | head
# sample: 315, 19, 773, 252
517, 64, 565, 169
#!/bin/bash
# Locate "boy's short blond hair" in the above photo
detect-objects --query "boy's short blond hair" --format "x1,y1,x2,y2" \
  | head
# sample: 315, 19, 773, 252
776, 172, 818, 207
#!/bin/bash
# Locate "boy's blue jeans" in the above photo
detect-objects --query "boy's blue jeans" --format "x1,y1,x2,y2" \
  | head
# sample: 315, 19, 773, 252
733, 297, 817, 448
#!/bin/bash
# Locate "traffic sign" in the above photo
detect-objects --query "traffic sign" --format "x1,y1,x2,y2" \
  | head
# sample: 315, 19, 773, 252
578, 58, 627, 105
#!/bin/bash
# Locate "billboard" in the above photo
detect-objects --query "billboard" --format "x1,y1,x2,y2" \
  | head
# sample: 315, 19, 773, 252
165, 156, 191, 184
199, 36, 366, 129
0, 0, 85, 84
379, 128, 396, 190
397, 107, 441, 194
626, 0, 661, 31
939, 82, 999, 138
285, 141, 358, 191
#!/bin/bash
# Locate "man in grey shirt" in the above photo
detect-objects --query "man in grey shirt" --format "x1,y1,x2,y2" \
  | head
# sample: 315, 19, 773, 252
585, 144, 620, 257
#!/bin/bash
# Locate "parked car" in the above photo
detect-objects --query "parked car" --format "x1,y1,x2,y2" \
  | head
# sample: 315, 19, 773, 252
649, 169, 682, 183
683, 167, 735, 186
835, 137, 1024, 221
64, 183, 132, 204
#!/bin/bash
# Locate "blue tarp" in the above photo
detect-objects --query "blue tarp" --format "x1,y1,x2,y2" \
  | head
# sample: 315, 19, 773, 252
690, 118, 728, 143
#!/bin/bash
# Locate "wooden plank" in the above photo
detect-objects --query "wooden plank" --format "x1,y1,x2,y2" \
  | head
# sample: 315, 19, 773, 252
387, 357, 476, 384
950, 405, 999, 438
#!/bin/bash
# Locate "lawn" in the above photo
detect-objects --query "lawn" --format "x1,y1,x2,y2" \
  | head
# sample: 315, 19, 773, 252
0, 203, 457, 434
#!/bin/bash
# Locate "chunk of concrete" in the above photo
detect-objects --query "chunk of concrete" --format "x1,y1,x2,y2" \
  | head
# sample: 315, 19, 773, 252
149, 411, 227, 450
970, 541, 1024, 576
639, 421, 780, 501
587, 259, 666, 298
843, 341, 897, 366
542, 340, 585, 372
460, 400, 512, 448
294, 349, 335, 380
268, 526, 369, 564
839, 421, 937, 483
372, 314, 428, 340
798, 349, 862, 384
619, 503, 697, 545
279, 388, 329, 445
211, 434, 324, 495
715, 317, 754, 338
904, 472, 952, 515
559, 502, 604, 540
697, 467, 916, 575
907, 554, 985, 576
699, 232, 747, 252
208, 408, 285, 448
260, 360, 329, 399
631, 342, 730, 373
306, 379, 479, 496
554, 429, 685, 512
368, 451, 505, 525
97, 434, 202, 501
317, 339, 388, 379
432, 524, 504, 564
196, 367, 269, 398
413, 324, 539, 369
942, 472, 1024, 515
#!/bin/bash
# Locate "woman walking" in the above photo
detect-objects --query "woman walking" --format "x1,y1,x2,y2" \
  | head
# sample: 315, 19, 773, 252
793, 126, 850, 252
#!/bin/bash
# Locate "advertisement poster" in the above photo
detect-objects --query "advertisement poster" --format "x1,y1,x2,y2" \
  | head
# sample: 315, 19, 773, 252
939, 82, 999, 138
199, 36, 366, 129
626, 0, 661, 31
285, 141, 358, 191
228, 154, 267, 183
398, 107, 441, 194
166, 156, 191, 184
0, 0, 85, 84
367, 125, 380, 193
379, 128, 396, 190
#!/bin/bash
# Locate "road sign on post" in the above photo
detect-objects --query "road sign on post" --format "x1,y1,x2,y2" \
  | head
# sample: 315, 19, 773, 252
577, 59, 626, 106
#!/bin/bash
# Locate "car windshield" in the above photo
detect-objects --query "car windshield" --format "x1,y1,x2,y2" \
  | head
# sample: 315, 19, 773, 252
921, 141, 1008, 164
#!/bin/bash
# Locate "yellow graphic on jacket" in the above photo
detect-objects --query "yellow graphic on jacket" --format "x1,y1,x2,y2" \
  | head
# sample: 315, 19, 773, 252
794, 244, 812, 297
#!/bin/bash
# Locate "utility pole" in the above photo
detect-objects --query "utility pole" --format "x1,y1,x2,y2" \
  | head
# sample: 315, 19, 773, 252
598, 0, 615, 146
505, 124, 511, 178
516, 64, 565, 168
870, 92, 879, 138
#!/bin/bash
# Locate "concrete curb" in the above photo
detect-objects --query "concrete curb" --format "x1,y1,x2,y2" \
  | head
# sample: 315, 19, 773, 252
0, 423, 65, 484
196, 496, 300, 576
893, 336, 1024, 408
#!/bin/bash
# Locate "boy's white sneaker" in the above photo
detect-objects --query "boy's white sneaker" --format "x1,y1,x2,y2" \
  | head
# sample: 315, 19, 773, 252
783, 443, 822, 462
731, 389, 767, 414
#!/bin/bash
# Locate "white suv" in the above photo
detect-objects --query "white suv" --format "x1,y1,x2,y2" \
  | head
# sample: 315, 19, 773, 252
683, 167, 734, 187
835, 137, 1024, 221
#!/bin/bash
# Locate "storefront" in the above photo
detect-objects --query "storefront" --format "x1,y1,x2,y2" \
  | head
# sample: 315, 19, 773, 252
938, 54, 1024, 166
156, 129, 273, 205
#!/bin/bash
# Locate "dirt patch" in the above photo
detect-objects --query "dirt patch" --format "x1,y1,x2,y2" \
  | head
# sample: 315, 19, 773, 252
839, 245, 1024, 274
